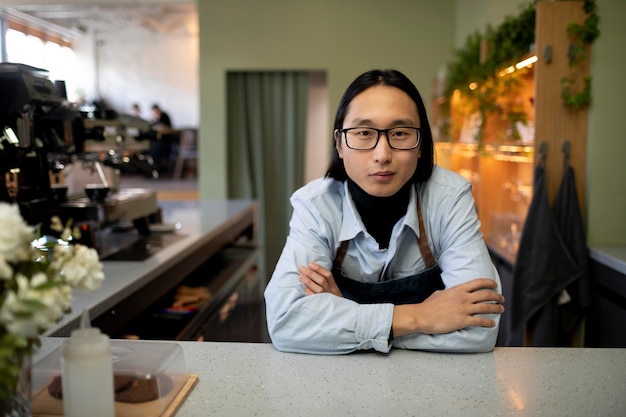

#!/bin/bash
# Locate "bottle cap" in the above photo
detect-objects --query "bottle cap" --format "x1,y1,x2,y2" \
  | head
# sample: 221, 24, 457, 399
63, 310, 111, 359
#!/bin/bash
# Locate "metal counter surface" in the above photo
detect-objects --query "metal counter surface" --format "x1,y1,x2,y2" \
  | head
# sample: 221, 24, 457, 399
44, 199, 256, 336
36, 339, 626, 417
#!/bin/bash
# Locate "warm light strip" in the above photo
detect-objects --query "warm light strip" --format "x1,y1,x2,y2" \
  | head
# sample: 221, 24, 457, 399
469, 55, 539, 88
515, 55, 538, 69
497, 145, 533, 153
493, 154, 534, 163
495, 55, 538, 79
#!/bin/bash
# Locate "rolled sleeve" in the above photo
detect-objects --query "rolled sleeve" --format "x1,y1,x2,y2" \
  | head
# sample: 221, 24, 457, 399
355, 303, 395, 353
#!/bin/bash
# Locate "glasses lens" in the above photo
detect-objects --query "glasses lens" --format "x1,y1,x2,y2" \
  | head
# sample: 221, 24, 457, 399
345, 128, 378, 149
343, 127, 420, 150
388, 127, 420, 149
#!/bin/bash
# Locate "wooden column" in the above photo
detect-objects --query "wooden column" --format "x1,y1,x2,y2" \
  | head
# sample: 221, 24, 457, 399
534, 1, 590, 213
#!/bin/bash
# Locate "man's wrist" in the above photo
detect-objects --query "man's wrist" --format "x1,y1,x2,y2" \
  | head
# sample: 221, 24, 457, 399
392, 304, 418, 338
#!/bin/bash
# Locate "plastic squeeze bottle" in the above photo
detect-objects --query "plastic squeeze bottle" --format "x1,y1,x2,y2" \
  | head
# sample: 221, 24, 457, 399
61, 310, 115, 417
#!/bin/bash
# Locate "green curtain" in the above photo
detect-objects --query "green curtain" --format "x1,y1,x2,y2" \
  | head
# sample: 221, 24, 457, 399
227, 71, 309, 280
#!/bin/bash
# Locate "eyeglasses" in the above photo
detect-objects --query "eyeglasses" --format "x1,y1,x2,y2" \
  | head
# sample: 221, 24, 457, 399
339, 127, 421, 150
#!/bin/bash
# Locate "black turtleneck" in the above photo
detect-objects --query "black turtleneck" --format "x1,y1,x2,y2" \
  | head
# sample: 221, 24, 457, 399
348, 178, 412, 249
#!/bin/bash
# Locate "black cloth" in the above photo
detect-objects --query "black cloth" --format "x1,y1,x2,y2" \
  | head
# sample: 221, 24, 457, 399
509, 164, 589, 346
334, 264, 443, 304
552, 165, 591, 334
347, 178, 411, 249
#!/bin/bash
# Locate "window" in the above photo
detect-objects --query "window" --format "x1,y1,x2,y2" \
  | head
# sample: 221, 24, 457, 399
5, 25, 76, 101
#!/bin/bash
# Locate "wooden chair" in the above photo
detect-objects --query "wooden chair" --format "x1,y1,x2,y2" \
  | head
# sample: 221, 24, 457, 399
173, 128, 197, 179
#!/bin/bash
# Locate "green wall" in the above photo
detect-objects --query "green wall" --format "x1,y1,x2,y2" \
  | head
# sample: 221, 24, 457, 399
197, 0, 455, 198
198, 0, 626, 247
454, 0, 528, 48
586, 0, 626, 246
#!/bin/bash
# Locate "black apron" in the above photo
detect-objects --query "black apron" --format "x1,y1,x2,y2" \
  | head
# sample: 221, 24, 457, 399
510, 163, 586, 346
332, 200, 444, 304
552, 164, 590, 335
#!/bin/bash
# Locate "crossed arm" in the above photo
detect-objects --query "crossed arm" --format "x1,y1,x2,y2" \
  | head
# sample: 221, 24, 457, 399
299, 262, 505, 338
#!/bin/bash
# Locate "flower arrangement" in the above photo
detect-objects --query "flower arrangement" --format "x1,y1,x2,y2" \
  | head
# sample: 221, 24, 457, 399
0, 202, 104, 412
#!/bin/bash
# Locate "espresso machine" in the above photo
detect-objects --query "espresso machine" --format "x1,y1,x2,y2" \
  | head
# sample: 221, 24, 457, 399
0, 62, 72, 227
0, 63, 161, 258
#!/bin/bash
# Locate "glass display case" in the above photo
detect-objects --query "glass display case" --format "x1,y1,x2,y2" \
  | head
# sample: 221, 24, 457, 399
436, 142, 532, 264
434, 0, 592, 267
433, 46, 536, 263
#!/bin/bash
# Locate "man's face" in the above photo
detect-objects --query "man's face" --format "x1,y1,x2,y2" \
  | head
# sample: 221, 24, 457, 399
335, 85, 421, 197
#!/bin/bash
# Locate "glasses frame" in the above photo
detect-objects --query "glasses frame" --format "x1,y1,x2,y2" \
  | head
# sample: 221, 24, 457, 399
338, 127, 421, 150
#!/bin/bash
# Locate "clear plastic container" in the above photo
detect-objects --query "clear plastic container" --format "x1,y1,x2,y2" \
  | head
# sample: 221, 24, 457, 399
32, 339, 188, 417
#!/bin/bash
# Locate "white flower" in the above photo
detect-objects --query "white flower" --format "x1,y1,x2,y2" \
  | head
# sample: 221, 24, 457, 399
0, 201, 105, 341
50, 216, 81, 241
55, 245, 105, 291
29, 273, 72, 330
0, 203, 34, 262
0, 254, 12, 280
0, 290, 39, 338
0, 273, 74, 338
50, 216, 64, 233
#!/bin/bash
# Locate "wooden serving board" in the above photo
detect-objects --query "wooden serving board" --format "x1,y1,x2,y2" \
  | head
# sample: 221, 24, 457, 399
32, 373, 199, 417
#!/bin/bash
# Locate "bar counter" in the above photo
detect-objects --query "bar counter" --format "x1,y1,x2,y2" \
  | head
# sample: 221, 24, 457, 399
45, 199, 258, 337
35, 339, 625, 417
591, 246, 626, 276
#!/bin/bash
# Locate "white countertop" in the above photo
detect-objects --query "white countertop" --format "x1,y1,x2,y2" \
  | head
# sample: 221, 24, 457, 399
45, 199, 256, 336
35, 339, 626, 417
590, 246, 626, 276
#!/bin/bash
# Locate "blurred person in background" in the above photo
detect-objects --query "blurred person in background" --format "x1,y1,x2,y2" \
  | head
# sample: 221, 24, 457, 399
149, 104, 177, 173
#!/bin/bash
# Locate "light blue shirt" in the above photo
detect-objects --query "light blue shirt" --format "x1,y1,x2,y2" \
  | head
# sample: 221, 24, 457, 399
264, 166, 501, 354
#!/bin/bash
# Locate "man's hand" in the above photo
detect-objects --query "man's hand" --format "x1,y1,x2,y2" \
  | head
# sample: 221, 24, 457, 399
392, 278, 505, 337
299, 263, 343, 298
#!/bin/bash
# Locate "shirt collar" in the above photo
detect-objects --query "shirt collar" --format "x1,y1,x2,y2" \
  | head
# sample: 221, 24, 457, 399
405, 185, 421, 238
338, 181, 362, 242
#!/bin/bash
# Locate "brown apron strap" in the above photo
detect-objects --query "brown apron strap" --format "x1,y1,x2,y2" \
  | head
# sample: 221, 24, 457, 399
333, 240, 349, 269
332, 199, 436, 269
417, 200, 436, 269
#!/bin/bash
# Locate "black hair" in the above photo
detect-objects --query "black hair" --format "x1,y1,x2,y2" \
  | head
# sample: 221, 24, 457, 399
324, 69, 434, 184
